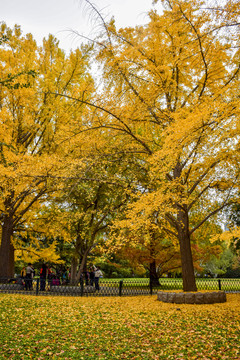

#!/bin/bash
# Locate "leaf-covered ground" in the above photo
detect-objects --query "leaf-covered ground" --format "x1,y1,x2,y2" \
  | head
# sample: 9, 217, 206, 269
0, 294, 239, 359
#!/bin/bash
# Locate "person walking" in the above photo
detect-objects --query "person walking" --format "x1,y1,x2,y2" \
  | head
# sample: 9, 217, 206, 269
25, 263, 34, 290
89, 266, 95, 286
20, 266, 26, 289
20, 266, 26, 279
94, 267, 103, 291
84, 270, 90, 286
40, 263, 48, 291
62, 268, 70, 285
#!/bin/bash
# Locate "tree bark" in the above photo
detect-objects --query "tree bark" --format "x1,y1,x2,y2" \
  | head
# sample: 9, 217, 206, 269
179, 234, 197, 291
75, 248, 91, 284
178, 208, 197, 292
172, 163, 197, 292
0, 216, 15, 279
149, 260, 160, 286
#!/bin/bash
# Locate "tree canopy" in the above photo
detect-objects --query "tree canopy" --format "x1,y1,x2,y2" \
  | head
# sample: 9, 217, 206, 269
0, 23, 93, 277
66, 0, 240, 290
1, 0, 240, 290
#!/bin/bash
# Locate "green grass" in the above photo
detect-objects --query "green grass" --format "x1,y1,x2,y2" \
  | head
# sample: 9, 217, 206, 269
101, 278, 240, 291
0, 293, 239, 359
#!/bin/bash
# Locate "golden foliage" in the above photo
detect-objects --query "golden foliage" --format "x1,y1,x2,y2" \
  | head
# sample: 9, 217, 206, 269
0, 23, 94, 266
0, 293, 239, 359
89, 0, 240, 283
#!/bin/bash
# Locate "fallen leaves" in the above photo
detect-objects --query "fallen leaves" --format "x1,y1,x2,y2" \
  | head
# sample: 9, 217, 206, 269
0, 294, 239, 359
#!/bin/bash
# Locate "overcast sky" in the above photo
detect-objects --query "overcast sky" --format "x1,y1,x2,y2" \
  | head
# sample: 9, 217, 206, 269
0, 0, 162, 52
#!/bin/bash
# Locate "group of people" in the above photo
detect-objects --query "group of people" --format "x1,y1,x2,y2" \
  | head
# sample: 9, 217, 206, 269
20, 263, 65, 291
81, 266, 103, 290
39, 264, 70, 291
20, 263, 103, 291
20, 263, 35, 290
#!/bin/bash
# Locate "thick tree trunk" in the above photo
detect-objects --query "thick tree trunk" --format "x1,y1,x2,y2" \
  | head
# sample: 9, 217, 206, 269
70, 236, 82, 285
0, 216, 15, 279
171, 162, 197, 292
179, 233, 197, 291
178, 208, 197, 292
149, 260, 160, 286
75, 248, 91, 284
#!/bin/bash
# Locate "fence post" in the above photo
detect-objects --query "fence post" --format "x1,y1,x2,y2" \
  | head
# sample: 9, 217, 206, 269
119, 280, 123, 296
36, 278, 39, 296
218, 279, 222, 291
150, 279, 153, 295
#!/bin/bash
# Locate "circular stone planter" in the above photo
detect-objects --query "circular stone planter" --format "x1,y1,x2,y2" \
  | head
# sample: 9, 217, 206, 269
157, 291, 226, 304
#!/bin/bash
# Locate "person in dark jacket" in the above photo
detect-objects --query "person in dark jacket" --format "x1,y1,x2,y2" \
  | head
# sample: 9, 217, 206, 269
40, 263, 48, 291
89, 266, 95, 286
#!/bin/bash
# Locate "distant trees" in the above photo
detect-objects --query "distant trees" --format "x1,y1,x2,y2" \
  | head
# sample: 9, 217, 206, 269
37, 175, 129, 284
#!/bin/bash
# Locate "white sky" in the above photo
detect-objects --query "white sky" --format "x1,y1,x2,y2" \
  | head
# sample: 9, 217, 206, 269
0, 0, 162, 52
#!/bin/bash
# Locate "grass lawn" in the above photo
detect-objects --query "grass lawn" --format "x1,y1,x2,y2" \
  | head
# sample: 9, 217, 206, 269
102, 278, 240, 292
0, 294, 239, 359
100, 278, 240, 292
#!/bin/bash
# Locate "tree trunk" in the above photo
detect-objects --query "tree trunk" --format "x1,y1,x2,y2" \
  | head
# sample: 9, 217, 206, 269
178, 208, 197, 292
0, 216, 15, 279
75, 248, 91, 283
179, 234, 197, 291
149, 260, 160, 286
172, 162, 197, 292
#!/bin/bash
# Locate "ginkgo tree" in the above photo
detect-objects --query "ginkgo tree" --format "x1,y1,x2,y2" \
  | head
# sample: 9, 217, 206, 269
110, 203, 223, 283
33, 140, 135, 284
0, 23, 93, 278
68, 0, 240, 291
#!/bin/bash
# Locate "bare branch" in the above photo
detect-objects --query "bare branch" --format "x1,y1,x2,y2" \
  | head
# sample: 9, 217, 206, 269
53, 91, 153, 154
